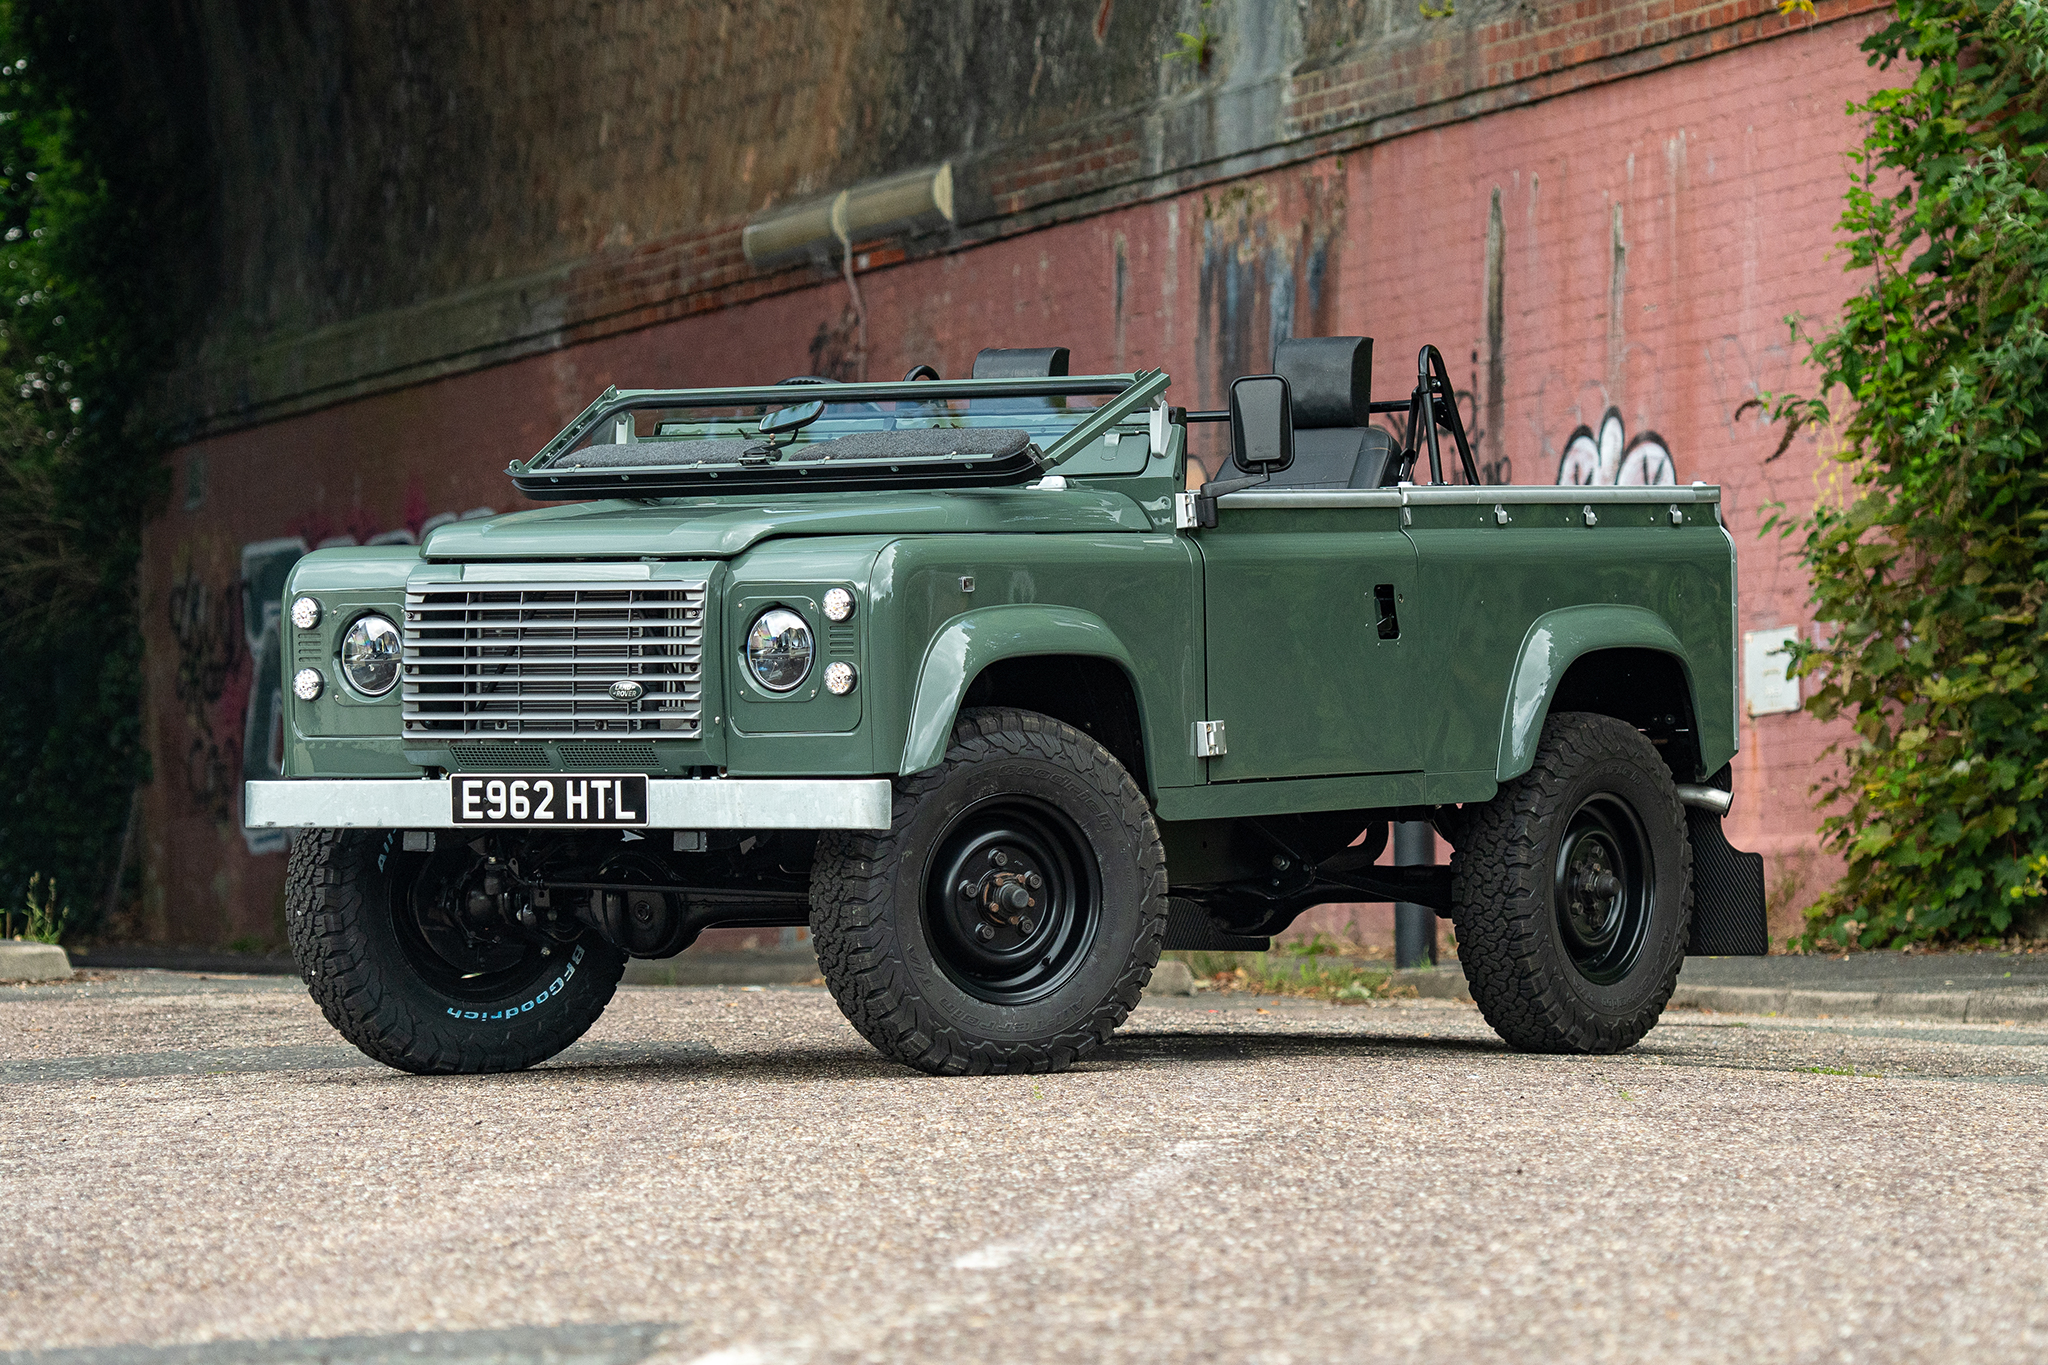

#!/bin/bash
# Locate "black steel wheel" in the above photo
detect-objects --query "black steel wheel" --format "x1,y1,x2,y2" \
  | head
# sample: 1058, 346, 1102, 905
285, 829, 625, 1074
1451, 711, 1692, 1054
1552, 794, 1654, 985
923, 795, 1102, 1005
810, 707, 1168, 1075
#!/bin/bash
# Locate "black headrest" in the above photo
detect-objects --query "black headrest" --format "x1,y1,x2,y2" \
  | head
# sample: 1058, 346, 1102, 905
972, 347, 1071, 379
1273, 337, 1372, 429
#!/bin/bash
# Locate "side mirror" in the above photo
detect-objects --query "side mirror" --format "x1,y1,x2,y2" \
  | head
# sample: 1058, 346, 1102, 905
759, 400, 825, 441
1229, 374, 1294, 474
1191, 375, 1296, 530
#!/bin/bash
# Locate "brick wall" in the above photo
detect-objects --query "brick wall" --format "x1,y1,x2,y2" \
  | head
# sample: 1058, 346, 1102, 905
133, 3, 1884, 948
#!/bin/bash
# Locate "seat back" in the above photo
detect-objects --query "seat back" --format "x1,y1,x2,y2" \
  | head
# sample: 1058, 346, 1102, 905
970, 347, 1070, 416
972, 347, 1070, 379
1254, 336, 1386, 488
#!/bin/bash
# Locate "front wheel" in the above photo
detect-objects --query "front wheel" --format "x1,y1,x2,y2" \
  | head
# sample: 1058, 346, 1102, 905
809, 708, 1168, 1075
1451, 711, 1693, 1054
285, 829, 625, 1074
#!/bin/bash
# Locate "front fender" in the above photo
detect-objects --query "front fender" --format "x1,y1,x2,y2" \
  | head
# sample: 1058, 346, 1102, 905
1496, 605, 1692, 782
899, 605, 1137, 775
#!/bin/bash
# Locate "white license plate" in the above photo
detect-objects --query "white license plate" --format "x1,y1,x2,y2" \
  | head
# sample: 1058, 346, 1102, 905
450, 775, 649, 827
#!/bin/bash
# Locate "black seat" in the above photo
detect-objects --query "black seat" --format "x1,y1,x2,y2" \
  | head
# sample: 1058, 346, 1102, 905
971, 347, 1069, 415
972, 347, 1070, 378
1255, 336, 1393, 489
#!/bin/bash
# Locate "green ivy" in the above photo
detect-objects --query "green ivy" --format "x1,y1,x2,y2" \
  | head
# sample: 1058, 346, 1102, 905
0, 1, 191, 939
1773, 0, 2048, 947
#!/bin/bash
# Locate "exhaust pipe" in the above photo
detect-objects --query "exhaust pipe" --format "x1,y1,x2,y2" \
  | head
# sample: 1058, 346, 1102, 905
1673, 784, 1733, 816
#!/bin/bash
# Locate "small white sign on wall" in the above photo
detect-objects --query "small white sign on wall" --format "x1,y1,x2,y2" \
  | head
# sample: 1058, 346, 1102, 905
1743, 625, 1802, 717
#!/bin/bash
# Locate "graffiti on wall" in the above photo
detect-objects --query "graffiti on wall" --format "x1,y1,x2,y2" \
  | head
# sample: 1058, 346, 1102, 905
167, 568, 246, 827
169, 502, 493, 855
1556, 407, 1676, 486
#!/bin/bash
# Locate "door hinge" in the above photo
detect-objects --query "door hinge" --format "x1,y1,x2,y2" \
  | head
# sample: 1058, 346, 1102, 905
1174, 491, 1199, 530
1191, 720, 1228, 757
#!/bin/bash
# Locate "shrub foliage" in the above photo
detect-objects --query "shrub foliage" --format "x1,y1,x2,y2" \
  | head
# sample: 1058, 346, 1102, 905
1784, 0, 2048, 945
0, 2, 192, 937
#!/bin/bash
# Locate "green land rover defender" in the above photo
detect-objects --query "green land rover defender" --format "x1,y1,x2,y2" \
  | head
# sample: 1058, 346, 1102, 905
248, 338, 1767, 1076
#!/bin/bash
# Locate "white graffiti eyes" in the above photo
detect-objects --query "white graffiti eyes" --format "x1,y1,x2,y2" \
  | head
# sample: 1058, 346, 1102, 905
1556, 407, 1676, 486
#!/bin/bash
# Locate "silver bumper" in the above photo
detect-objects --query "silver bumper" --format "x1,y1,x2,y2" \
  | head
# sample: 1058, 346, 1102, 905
244, 778, 894, 831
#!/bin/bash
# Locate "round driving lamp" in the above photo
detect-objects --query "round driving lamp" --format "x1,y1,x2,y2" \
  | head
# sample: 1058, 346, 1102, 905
292, 668, 325, 701
339, 614, 403, 697
821, 587, 856, 623
823, 662, 857, 696
290, 596, 322, 630
745, 607, 814, 693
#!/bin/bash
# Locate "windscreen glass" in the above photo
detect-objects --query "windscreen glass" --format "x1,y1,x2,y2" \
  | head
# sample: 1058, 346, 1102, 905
542, 388, 1148, 478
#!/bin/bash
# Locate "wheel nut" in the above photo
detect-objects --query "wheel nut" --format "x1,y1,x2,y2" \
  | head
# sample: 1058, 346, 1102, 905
1026, 873, 1043, 890
960, 881, 978, 899
976, 923, 995, 942
1019, 916, 1036, 935
991, 850, 1009, 867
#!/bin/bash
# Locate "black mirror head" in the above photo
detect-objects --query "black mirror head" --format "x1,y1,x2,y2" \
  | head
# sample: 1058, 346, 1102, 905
1229, 374, 1295, 473
759, 399, 826, 438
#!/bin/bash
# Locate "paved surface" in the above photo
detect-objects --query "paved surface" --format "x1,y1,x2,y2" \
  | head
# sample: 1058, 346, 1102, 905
4, 971, 2047, 1364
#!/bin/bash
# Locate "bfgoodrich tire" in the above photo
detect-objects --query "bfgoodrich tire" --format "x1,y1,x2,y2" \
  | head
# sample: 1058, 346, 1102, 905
809, 707, 1168, 1075
1451, 711, 1692, 1054
285, 828, 626, 1074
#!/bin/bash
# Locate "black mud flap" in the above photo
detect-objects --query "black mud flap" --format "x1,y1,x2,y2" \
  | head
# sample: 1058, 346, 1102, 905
1685, 805, 1768, 955
1162, 897, 1271, 952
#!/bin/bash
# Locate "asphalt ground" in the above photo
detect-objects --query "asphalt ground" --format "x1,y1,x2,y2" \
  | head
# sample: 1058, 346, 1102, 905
3, 972, 2046, 1365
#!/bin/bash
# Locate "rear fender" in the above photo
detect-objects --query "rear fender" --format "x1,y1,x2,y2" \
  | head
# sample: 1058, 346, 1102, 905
899, 606, 1138, 775
1497, 605, 1695, 783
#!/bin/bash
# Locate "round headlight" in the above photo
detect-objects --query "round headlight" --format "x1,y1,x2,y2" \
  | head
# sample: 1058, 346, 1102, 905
340, 614, 402, 696
821, 587, 856, 622
745, 607, 814, 693
292, 668, 325, 701
291, 596, 322, 630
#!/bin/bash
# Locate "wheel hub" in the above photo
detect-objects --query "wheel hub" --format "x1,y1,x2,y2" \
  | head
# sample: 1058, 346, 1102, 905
1552, 795, 1654, 985
924, 798, 1100, 1004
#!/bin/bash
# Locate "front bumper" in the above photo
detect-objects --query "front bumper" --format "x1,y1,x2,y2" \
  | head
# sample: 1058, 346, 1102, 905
244, 778, 893, 831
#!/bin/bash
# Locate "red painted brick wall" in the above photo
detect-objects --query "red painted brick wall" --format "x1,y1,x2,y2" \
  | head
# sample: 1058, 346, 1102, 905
140, 14, 1879, 948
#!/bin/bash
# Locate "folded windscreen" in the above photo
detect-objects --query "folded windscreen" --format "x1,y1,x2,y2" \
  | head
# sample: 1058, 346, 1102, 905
559, 427, 1033, 469
506, 371, 1165, 499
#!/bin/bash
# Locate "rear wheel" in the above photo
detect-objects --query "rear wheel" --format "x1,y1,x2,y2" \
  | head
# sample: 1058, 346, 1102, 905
1450, 712, 1692, 1053
285, 829, 625, 1074
809, 707, 1168, 1075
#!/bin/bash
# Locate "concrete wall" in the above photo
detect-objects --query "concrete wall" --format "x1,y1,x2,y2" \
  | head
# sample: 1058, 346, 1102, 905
134, 0, 1881, 947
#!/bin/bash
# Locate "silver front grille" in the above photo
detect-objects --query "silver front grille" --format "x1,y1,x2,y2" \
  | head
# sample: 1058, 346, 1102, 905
402, 581, 706, 739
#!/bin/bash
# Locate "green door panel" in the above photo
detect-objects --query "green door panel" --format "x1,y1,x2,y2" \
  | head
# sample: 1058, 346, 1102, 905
1195, 499, 1423, 780
899, 605, 1137, 775
1495, 605, 1688, 780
